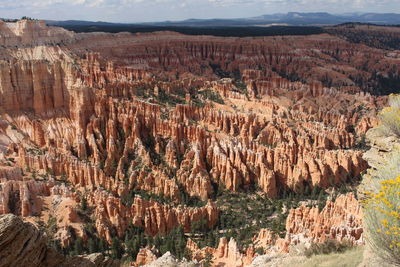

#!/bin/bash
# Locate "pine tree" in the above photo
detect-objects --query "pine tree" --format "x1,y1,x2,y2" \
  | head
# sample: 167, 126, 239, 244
88, 237, 98, 253
99, 238, 108, 255
81, 197, 88, 211
317, 189, 326, 211
311, 186, 319, 199
154, 234, 162, 248
73, 237, 84, 255
125, 239, 135, 260
111, 237, 124, 259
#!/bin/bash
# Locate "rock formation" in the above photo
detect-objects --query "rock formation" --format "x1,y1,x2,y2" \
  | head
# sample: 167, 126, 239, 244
183, 193, 363, 267
141, 252, 198, 267
135, 248, 158, 266
90, 190, 218, 242
0, 19, 394, 265
251, 193, 364, 255
0, 213, 61, 267
276, 193, 363, 253
0, 214, 117, 267
252, 229, 279, 251
0, 21, 383, 203
186, 237, 255, 267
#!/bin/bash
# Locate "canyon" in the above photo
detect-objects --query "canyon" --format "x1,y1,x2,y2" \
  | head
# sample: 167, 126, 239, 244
0, 19, 398, 266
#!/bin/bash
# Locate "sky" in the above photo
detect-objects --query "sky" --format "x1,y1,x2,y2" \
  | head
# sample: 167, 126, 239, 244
0, 0, 400, 23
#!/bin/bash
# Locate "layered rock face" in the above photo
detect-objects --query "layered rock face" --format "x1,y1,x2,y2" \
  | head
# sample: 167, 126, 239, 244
251, 193, 364, 256
0, 19, 74, 47
276, 193, 363, 252
0, 213, 60, 267
0, 214, 117, 267
91, 191, 218, 242
187, 237, 255, 267
0, 60, 73, 113
135, 248, 158, 266
0, 20, 393, 264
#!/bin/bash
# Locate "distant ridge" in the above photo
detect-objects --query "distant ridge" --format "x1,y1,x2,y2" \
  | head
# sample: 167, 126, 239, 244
45, 12, 400, 27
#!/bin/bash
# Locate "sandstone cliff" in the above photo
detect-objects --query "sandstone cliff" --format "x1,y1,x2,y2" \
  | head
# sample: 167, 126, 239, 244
276, 193, 363, 253
186, 237, 254, 267
0, 214, 117, 267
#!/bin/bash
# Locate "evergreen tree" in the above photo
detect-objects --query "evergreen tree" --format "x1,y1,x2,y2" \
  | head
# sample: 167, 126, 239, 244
311, 186, 319, 199
81, 197, 88, 211
111, 237, 124, 259
73, 237, 84, 255
317, 189, 326, 211
99, 238, 109, 255
154, 234, 162, 248
88, 237, 98, 253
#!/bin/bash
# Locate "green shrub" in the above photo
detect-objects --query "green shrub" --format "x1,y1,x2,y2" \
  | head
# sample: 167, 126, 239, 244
255, 247, 265, 255
304, 239, 353, 258
297, 247, 364, 267
200, 89, 224, 104
233, 80, 247, 95
155, 226, 188, 260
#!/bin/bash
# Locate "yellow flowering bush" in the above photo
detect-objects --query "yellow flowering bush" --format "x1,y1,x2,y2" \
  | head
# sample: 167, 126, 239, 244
380, 94, 400, 137
367, 152, 400, 193
364, 176, 400, 265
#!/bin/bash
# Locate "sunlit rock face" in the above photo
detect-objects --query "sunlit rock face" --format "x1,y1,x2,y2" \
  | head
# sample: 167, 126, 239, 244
276, 193, 363, 253
0, 214, 118, 267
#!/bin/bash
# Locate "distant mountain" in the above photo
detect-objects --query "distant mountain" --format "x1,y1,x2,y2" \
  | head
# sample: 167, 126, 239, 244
146, 12, 400, 26
45, 12, 400, 28
46, 20, 121, 26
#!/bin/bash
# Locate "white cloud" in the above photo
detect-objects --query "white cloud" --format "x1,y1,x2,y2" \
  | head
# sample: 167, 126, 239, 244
0, 0, 399, 22
0, 0, 398, 8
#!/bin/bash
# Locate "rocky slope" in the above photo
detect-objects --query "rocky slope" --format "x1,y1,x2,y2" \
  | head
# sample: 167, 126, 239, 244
0, 19, 397, 265
276, 193, 363, 252
0, 213, 117, 267
179, 192, 363, 267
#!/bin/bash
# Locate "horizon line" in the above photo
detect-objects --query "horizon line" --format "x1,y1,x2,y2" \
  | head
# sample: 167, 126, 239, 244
2, 11, 400, 25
